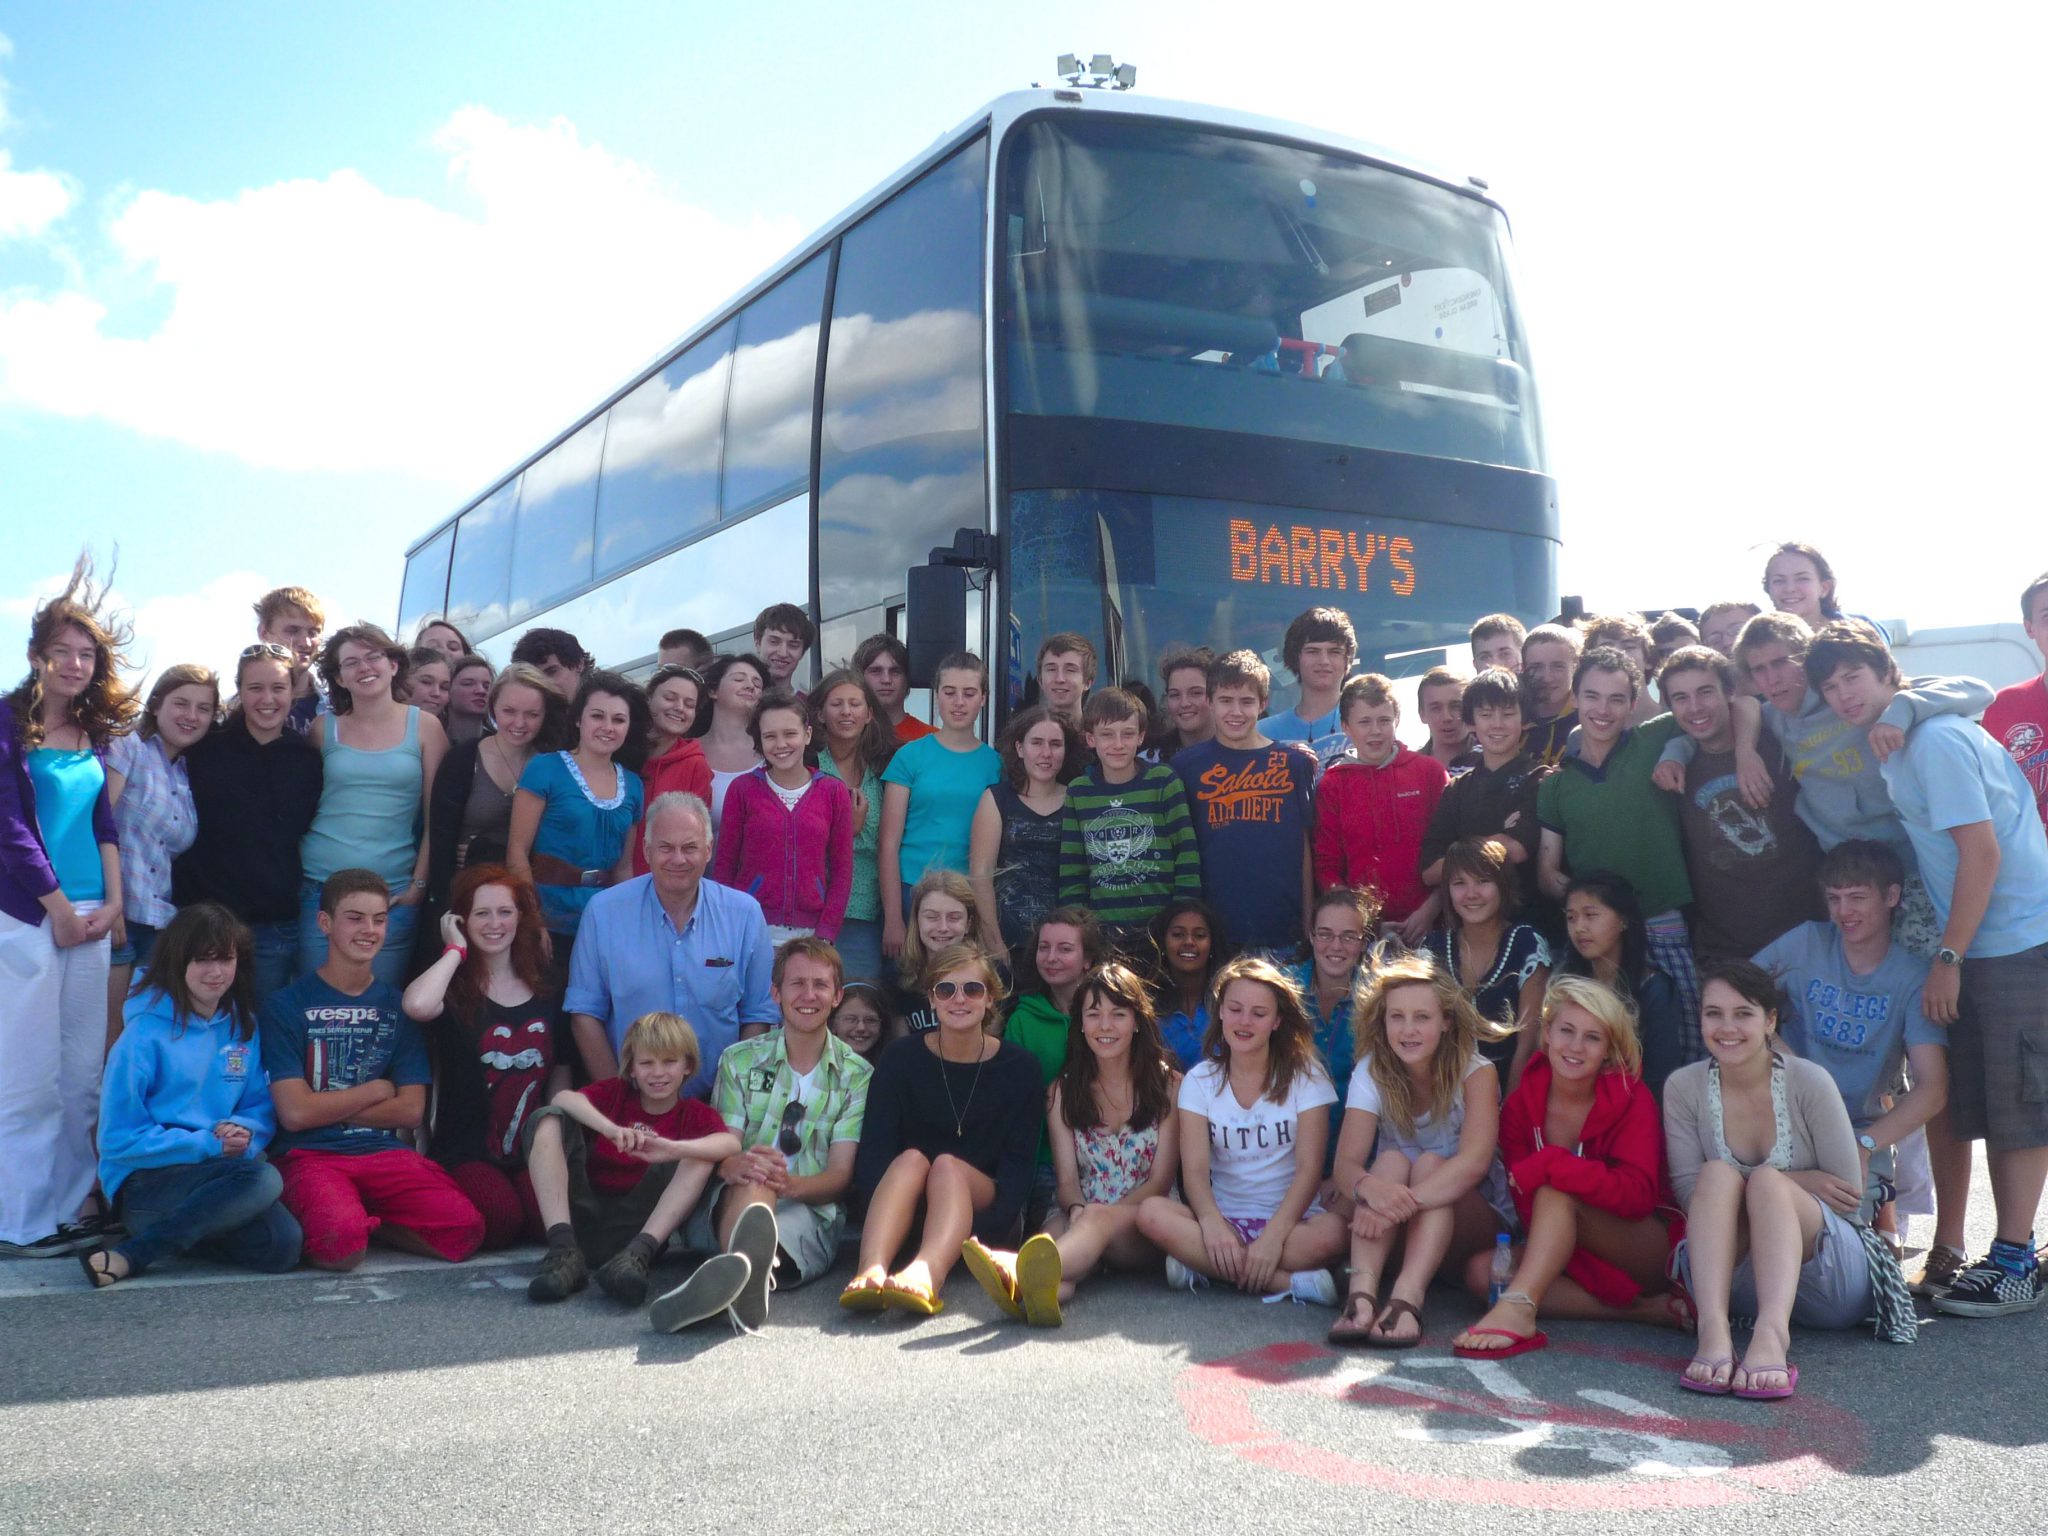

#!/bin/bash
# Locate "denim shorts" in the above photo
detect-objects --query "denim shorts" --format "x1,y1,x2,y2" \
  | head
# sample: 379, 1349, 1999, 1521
109, 919, 159, 969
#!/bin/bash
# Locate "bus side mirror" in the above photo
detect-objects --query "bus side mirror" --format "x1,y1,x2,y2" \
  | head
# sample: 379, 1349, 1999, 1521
905, 564, 969, 688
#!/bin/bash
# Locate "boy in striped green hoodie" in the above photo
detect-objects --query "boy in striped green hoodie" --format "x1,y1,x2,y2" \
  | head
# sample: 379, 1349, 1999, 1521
1058, 689, 1202, 949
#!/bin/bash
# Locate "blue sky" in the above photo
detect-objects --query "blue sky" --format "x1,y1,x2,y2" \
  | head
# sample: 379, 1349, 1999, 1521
2, 2, 2041, 683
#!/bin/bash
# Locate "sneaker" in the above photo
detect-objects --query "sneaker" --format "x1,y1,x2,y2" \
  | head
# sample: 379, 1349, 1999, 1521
650, 1253, 752, 1333
0, 1226, 101, 1259
1932, 1256, 2044, 1318
724, 1203, 780, 1334
1287, 1267, 1340, 1307
527, 1244, 589, 1303
594, 1245, 654, 1307
1909, 1244, 1969, 1298
1165, 1255, 1209, 1292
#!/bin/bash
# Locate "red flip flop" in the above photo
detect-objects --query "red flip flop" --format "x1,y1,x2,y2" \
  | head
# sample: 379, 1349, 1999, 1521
1452, 1326, 1548, 1359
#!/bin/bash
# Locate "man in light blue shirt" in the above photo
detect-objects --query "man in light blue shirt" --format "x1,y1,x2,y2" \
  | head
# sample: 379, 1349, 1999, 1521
1755, 840, 1948, 1222
1809, 622, 2048, 1319
566, 793, 777, 1100
1259, 605, 1357, 771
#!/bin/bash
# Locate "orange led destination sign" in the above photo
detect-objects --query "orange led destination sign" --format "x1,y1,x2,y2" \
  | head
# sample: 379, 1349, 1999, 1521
1228, 519, 1416, 595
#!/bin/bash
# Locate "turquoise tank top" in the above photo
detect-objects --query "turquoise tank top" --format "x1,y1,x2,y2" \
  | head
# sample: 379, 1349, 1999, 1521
27, 749, 106, 902
300, 709, 423, 887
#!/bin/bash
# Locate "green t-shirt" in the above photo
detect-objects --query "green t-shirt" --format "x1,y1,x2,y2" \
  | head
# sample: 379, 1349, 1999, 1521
1535, 714, 1692, 917
1004, 991, 1070, 1169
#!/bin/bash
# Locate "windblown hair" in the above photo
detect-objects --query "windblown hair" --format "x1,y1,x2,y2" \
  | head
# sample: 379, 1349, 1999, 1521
1541, 973, 1643, 1080
1349, 954, 1505, 1138
8, 551, 140, 750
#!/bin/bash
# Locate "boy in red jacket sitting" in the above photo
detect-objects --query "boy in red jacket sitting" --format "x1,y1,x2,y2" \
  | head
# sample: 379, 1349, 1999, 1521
1313, 674, 1447, 945
1451, 976, 1690, 1357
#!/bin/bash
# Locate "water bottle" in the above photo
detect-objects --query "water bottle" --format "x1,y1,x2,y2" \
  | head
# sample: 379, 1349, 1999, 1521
1488, 1232, 1514, 1305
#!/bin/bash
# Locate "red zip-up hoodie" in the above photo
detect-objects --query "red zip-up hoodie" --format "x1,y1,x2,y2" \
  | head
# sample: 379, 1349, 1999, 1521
1500, 1054, 1683, 1306
1312, 746, 1447, 920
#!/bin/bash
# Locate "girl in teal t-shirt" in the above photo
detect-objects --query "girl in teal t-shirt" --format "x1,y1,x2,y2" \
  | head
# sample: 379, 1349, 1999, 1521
878, 655, 999, 961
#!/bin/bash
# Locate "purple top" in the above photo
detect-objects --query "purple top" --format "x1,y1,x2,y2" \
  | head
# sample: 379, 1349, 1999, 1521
0, 697, 119, 927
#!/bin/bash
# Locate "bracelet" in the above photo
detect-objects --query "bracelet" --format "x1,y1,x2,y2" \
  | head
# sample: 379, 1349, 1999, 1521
444, 945, 468, 962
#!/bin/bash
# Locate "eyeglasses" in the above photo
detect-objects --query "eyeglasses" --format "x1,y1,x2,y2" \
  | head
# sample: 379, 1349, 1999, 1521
1312, 929, 1367, 946
777, 1097, 805, 1157
240, 643, 294, 661
931, 979, 989, 1000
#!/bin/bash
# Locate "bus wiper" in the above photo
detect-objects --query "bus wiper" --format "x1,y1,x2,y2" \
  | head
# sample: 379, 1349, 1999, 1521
1283, 210, 1328, 276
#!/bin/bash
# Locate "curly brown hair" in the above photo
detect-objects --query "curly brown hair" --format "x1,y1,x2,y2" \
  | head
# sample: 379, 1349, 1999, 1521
318, 623, 410, 715
8, 551, 139, 750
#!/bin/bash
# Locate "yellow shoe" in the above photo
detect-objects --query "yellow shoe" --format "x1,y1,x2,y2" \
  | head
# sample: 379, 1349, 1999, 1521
960, 1237, 1024, 1321
1015, 1232, 1064, 1328
838, 1278, 888, 1312
880, 1277, 945, 1317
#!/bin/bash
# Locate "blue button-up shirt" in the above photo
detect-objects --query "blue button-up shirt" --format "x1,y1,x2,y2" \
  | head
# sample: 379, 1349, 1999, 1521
565, 874, 778, 1098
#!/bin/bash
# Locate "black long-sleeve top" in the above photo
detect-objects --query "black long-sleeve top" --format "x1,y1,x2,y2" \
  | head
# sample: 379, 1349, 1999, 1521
854, 1032, 1042, 1238
172, 718, 322, 923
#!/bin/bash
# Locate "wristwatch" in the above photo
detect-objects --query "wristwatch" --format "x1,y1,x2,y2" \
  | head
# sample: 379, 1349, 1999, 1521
1857, 1133, 1878, 1153
1936, 947, 1962, 966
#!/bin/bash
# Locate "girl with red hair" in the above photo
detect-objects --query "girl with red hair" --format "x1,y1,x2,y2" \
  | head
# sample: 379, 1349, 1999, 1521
401, 864, 570, 1247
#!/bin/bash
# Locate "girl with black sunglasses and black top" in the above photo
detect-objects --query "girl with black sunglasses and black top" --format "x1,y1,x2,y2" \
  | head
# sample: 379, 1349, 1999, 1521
842, 943, 1040, 1317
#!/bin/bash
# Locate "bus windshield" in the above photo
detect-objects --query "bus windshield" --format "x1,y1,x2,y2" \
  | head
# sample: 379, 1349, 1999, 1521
1002, 114, 1543, 473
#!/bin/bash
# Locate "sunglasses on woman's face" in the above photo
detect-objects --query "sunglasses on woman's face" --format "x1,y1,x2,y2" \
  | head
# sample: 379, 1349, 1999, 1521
931, 979, 989, 1000
777, 1097, 805, 1157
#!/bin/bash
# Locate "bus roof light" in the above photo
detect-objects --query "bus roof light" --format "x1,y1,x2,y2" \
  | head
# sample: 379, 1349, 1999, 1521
1054, 53, 1137, 90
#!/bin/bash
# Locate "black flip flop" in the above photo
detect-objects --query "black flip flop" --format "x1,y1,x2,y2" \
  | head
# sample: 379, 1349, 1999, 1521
77, 1249, 121, 1290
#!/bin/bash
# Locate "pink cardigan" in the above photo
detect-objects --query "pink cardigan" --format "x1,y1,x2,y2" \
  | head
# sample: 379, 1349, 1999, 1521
710, 767, 854, 939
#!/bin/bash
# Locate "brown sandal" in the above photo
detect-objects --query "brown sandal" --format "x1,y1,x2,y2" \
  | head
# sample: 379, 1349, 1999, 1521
1326, 1289, 1380, 1346
1363, 1296, 1425, 1349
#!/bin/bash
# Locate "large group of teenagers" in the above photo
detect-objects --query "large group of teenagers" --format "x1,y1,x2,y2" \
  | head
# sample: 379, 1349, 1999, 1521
5, 540, 2048, 1402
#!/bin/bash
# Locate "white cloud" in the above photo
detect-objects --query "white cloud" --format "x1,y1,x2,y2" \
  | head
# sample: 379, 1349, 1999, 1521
0, 107, 802, 483
0, 149, 70, 238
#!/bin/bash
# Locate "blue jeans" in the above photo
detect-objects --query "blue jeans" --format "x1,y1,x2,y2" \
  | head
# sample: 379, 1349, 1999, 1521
834, 918, 884, 984
248, 918, 299, 1004
296, 879, 420, 988
113, 1156, 302, 1274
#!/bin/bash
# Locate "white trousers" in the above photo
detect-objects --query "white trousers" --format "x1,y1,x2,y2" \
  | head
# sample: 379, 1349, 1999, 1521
0, 909, 109, 1244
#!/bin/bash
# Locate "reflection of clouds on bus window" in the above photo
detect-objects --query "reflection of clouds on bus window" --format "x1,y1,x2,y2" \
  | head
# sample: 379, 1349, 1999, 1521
819, 309, 982, 453
720, 322, 820, 471
490, 496, 810, 671
601, 349, 728, 481
816, 468, 985, 618
447, 479, 520, 634
508, 414, 602, 621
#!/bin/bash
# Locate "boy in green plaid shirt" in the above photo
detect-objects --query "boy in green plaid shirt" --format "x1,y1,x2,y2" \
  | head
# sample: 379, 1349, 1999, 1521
709, 937, 874, 1325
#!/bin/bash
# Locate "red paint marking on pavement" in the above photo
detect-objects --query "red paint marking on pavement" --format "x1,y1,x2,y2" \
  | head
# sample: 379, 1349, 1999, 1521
1175, 1340, 1868, 1511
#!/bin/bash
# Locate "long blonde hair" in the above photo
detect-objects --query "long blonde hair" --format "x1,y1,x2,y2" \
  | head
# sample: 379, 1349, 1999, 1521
1350, 955, 1508, 1137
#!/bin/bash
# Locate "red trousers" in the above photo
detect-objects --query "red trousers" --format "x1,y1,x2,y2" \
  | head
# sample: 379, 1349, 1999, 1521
444, 1160, 543, 1250
274, 1148, 485, 1268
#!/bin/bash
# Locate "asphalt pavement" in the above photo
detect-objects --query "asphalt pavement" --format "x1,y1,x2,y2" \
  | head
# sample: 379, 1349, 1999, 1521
2, 1165, 2044, 1536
